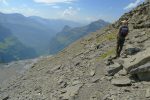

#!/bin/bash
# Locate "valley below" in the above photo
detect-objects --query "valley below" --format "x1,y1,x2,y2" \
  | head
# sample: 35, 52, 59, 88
0, 55, 52, 84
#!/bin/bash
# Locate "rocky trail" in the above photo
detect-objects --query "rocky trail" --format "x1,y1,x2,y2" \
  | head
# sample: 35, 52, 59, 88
0, 1, 150, 100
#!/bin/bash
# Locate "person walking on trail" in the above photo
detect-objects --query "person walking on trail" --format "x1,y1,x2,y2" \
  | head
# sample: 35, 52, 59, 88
114, 19, 129, 59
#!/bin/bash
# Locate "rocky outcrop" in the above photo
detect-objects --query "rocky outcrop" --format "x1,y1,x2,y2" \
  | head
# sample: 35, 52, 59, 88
106, 62, 123, 76
123, 47, 150, 72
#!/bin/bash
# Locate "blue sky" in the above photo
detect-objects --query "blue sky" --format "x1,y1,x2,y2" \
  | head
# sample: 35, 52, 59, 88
0, 0, 145, 23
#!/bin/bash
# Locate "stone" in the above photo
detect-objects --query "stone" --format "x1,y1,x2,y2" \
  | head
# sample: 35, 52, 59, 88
60, 84, 83, 100
72, 80, 81, 86
106, 63, 123, 76
90, 70, 96, 76
2, 96, 9, 100
102, 94, 111, 100
60, 82, 68, 88
91, 77, 100, 83
123, 47, 150, 72
118, 69, 127, 76
130, 62, 150, 81
130, 62, 150, 74
104, 60, 114, 66
146, 88, 150, 98
111, 77, 132, 86
105, 76, 113, 81
125, 44, 140, 55
51, 65, 61, 72
121, 54, 128, 58
137, 72, 150, 81
123, 88, 131, 92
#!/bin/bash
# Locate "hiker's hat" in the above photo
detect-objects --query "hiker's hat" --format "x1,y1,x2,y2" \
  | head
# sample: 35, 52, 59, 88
121, 20, 128, 24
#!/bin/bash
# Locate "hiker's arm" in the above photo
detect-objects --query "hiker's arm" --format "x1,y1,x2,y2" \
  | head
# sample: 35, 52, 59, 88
117, 27, 121, 37
126, 27, 129, 37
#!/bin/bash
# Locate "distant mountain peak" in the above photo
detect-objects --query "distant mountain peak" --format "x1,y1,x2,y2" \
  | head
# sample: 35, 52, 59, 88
90, 19, 110, 25
62, 25, 72, 32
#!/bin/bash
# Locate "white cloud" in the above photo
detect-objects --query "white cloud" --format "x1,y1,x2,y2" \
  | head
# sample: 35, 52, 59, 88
85, 16, 99, 22
33, 0, 76, 4
0, 0, 8, 5
52, 5, 60, 9
124, 0, 144, 10
0, 7, 39, 16
62, 6, 80, 17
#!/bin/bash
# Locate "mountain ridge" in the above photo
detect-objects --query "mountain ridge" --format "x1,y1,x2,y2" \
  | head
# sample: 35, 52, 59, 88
49, 19, 110, 54
0, 12, 82, 55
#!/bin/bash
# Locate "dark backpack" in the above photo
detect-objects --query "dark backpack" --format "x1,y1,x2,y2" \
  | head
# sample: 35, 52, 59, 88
119, 26, 129, 37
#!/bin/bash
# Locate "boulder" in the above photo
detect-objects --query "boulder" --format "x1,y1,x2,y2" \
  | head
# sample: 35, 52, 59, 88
2, 96, 9, 100
124, 44, 140, 55
137, 72, 150, 81
123, 47, 150, 72
118, 69, 127, 76
106, 63, 123, 76
111, 77, 132, 86
146, 88, 150, 98
130, 62, 150, 74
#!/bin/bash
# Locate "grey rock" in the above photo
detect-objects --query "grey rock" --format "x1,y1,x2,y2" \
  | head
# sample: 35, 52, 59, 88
146, 88, 150, 98
137, 36, 150, 43
102, 94, 111, 100
60, 82, 68, 88
106, 63, 123, 76
118, 69, 127, 76
51, 65, 61, 72
91, 77, 100, 83
111, 77, 132, 86
105, 76, 113, 81
130, 62, 150, 81
130, 62, 150, 74
125, 44, 140, 55
137, 72, 150, 81
90, 69, 96, 76
104, 60, 114, 66
123, 47, 150, 72
72, 80, 81, 86
60, 84, 83, 100
2, 96, 9, 100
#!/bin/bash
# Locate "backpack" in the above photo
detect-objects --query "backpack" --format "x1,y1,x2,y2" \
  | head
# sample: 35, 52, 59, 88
119, 25, 129, 37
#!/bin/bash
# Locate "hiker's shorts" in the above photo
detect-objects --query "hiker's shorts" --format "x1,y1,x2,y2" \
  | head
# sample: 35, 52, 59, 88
117, 36, 125, 46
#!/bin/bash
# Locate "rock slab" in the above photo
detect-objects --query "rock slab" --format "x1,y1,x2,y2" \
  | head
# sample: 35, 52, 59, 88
123, 47, 150, 72
60, 84, 83, 100
106, 63, 123, 76
111, 77, 132, 86
146, 88, 150, 98
130, 62, 150, 81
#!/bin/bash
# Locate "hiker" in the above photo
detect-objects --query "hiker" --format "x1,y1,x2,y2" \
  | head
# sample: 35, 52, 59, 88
115, 19, 129, 58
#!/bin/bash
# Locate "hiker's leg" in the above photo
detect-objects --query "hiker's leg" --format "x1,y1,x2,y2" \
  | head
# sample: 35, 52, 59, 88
118, 44, 123, 57
116, 41, 119, 57
118, 39, 125, 56
118, 44, 122, 57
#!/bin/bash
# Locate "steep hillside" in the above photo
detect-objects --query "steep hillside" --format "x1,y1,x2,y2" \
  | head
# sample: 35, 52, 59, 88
49, 19, 109, 54
0, 12, 81, 55
0, 24, 37, 63
0, 1, 150, 100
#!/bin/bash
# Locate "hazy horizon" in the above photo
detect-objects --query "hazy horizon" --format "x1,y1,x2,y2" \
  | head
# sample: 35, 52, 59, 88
0, 0, 145, 23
